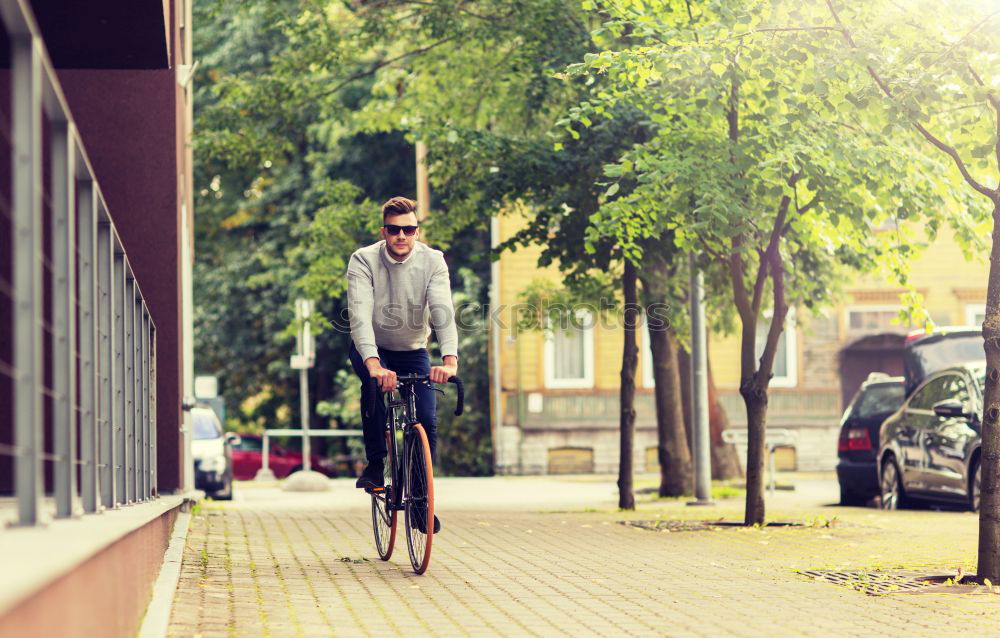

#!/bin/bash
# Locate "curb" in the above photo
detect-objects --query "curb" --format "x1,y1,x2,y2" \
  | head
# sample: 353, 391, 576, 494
137, 507, 194, 638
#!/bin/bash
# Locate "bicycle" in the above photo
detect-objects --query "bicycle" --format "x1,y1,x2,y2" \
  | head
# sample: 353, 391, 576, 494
366, 372, 464, 574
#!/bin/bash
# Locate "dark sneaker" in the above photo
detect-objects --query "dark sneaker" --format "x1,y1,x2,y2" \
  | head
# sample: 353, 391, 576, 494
355, 460, 384, 490
416, 514, 441, 535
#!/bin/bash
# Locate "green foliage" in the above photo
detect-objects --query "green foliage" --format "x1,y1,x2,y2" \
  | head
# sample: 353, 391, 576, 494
193, 0, 419, 437
564, 0, 976, 360
551, 0, 993, 522
315, 369, 363, 429
824, 2, 998, 166
192, 0, 997, 481
196, 0, 582, 473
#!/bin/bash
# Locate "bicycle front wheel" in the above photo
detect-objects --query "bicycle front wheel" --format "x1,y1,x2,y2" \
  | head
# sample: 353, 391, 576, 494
404, 423, 434, 574
371, 432, 397, 560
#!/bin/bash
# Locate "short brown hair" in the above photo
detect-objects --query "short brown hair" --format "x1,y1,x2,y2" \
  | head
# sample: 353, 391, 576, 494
381, 196, 418, 222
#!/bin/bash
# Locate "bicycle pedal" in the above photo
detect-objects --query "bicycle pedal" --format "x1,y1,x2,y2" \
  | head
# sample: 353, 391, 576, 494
365, 486, 386, 494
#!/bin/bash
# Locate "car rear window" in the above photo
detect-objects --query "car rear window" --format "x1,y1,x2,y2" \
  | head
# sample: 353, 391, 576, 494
235, 438, 262, 452
852, 384, 905, 419
192, 413, 222, 440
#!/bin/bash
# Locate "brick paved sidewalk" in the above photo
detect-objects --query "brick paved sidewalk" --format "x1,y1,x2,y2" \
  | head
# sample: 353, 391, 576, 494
168, 478, 1000, 637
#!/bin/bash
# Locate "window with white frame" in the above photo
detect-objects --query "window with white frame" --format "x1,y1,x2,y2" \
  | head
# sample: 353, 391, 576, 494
755, 309, 797, 388
845, 305, 907, 335
642, 320, 655, 388
966, 304, 986, 328
543, 311, 595, 389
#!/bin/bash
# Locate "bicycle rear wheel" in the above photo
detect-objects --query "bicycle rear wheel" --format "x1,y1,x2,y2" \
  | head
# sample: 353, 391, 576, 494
371, 432, 397, 560
404, 423, 434, 574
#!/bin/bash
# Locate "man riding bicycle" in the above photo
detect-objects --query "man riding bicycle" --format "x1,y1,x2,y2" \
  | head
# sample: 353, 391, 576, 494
346, 196, 458, 534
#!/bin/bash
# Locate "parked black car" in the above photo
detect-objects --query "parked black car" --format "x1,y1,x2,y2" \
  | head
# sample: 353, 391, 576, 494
878, 363, 986, 511
836, 374, 905, 505
903, 327, 983, 395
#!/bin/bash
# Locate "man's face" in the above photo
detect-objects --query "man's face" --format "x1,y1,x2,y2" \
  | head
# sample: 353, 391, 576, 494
380, 212, 420, 260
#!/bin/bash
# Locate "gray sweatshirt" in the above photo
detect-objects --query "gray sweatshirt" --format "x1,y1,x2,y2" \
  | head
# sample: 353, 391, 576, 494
346, 240, 458, 362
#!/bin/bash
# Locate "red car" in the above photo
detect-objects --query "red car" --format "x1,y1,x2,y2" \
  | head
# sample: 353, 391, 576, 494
231, 435, 337, 480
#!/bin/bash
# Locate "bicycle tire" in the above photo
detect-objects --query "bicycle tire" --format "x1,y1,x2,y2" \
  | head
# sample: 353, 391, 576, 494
404, 423, 434, 574
371, 432, 397, 560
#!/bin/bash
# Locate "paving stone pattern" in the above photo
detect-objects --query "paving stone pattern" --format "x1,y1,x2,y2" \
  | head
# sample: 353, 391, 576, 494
168, 481, 1000, 637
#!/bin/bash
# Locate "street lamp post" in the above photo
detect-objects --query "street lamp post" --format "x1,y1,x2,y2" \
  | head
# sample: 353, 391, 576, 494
283, 298, 329, 491
292, 298, 315, 471
688, 254, 715, 506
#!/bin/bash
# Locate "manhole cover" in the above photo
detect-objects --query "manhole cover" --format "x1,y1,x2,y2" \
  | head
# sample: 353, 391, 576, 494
799, 570, 953, 595
621, 520, 807, 533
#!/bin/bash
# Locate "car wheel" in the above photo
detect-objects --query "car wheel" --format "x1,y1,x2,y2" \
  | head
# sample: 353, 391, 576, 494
970, 461, 981, 512
214, 474, 234, 501
880, 457, 906, 510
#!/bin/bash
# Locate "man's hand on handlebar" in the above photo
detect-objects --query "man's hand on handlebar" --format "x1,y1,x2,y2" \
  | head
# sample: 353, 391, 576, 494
429, 355, 458, 384
365, 358, 397, 392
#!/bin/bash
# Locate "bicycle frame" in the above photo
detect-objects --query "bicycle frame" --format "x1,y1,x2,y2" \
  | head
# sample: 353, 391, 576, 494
382, 381, 421, 513
374, 373, 461, 509
368, 373, 462, 573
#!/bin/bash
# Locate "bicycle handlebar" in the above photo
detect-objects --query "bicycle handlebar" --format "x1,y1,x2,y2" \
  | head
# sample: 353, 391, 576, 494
370, 374, 465, 416
450, 376, 465, 416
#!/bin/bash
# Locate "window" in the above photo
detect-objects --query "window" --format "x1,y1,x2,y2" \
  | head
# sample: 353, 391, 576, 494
755, 309, 797, 388
944, 375, 970, 405
966, 304, 986, 328
547, 447, 595, 474
543, 311, 595, 389
642, 319, 655, 388
908, 375, 957, 411
851, 383, 905, 419
234, 437, 262, 452
846, 306, 907, 335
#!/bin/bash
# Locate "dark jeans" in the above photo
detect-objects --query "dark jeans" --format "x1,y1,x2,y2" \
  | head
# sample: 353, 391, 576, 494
349, 343, 437, 464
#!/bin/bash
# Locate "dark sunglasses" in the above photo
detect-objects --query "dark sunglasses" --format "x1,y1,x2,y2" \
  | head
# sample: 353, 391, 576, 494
384, 224, 419, 236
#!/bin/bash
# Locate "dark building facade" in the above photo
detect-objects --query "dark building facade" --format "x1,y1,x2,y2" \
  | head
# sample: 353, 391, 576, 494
0, 0, 193, 635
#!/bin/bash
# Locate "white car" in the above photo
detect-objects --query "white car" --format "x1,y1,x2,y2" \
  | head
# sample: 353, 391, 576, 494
191, 407, 238, 500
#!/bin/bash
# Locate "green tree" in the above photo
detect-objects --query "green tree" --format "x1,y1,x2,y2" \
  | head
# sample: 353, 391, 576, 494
477, 105, 695, 506
194, 0, 590, 472
820, 0, 999, 579
569, 0, 966, 524
193, 1, 418, 444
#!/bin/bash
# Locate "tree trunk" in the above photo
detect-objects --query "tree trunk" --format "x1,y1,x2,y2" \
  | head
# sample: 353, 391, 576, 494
618, 260, 639, 510
648, 327, 692, 496
741, 380, 768, 525
708, 358, 742, 480
978, 199, 1000, 581
638, 262, 692, 497
680, 344, 740, 479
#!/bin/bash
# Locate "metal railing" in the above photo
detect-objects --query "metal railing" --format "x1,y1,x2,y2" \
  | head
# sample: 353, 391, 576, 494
0, 0, 158, 526
722, 428, 798, 495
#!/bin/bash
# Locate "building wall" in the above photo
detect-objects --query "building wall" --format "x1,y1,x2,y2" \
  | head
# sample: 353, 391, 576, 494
44, 0, 194, 493
710, 225, 988, 391
0, 509, 178, 638
57, 70, 184, 492
0, 1, 191, 634
496, 209, 662, 473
